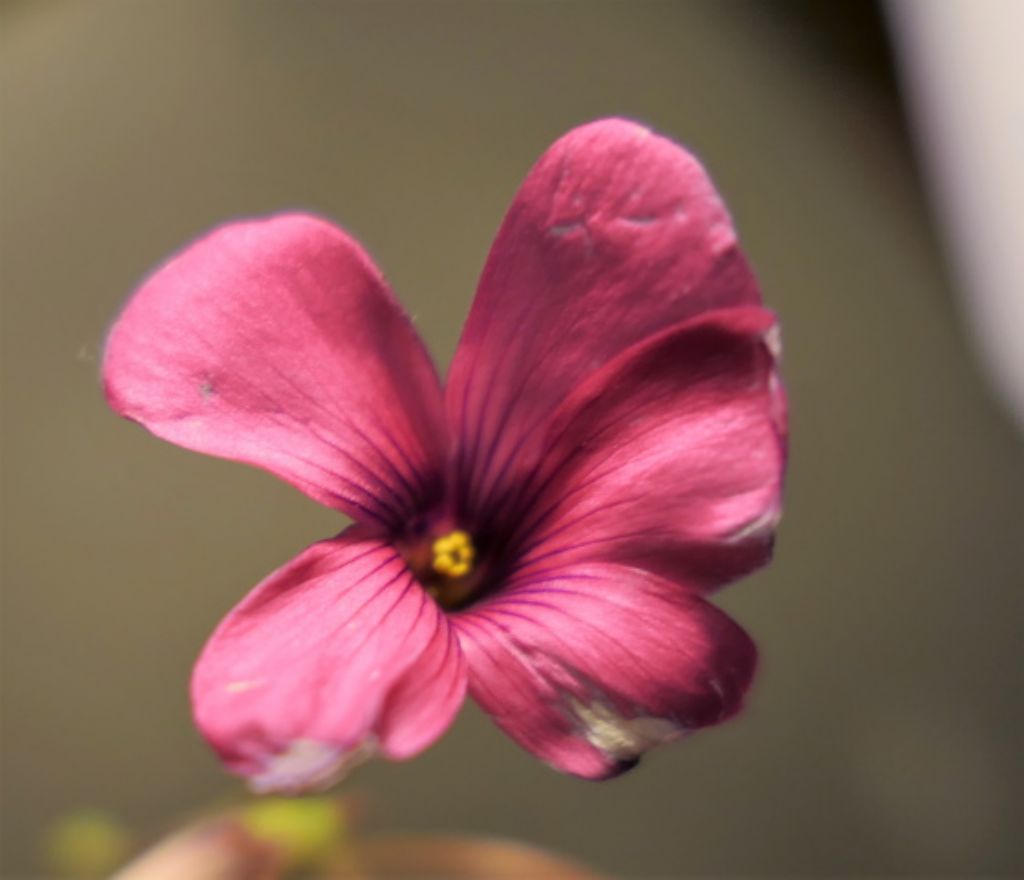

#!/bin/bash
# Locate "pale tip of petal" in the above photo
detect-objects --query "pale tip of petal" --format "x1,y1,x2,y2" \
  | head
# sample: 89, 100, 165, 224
247, 737, 376, 795
726, 504, 781, 545
706, 220, 737, 257
569, 698, 682, 763
763, 324, 783, 361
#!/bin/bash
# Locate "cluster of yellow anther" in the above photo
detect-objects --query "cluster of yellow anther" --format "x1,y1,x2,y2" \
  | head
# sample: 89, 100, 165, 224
431, 529, 475, 579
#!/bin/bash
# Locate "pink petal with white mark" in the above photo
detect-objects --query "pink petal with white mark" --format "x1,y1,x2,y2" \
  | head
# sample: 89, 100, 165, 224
447, 118, 761, 521
508, 306, 786, 592
192, 528, 466, 793
454, 563, 756, 778
104, 213, 445, 529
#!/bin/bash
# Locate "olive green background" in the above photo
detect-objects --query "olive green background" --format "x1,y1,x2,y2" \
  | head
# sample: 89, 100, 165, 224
2, 1, 1022, 876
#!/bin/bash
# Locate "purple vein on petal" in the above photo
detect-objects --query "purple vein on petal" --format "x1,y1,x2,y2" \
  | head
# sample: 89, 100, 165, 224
260, 357, 419, 522
486, 598, 655, 679
183, 333, 403, 525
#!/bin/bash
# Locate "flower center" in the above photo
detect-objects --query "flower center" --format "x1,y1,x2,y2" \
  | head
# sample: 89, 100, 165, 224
397, 525, 485, 610
431, 529, 475, 579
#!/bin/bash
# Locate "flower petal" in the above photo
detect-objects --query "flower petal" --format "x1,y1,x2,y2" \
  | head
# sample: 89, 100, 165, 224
104, 213, 445, 529
453, 563, 756, 778
191, 528, 466, 793
446, 118, 761, 519
507, 306, 786, 591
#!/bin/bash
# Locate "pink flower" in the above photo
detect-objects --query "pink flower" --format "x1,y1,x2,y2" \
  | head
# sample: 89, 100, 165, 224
104, 119, 786, 792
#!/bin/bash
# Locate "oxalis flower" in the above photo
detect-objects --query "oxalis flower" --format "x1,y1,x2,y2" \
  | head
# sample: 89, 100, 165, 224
104, 119, 787, 792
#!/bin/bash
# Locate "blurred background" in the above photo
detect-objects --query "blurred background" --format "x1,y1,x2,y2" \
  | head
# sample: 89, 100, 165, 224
2, 1, 1022, 876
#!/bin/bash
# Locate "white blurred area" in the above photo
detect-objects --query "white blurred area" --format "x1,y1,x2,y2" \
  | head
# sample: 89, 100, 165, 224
889, 0, 1024, 434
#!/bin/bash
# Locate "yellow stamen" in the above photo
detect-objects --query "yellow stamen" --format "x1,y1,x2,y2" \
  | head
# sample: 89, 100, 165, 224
431, 529, 475, 579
